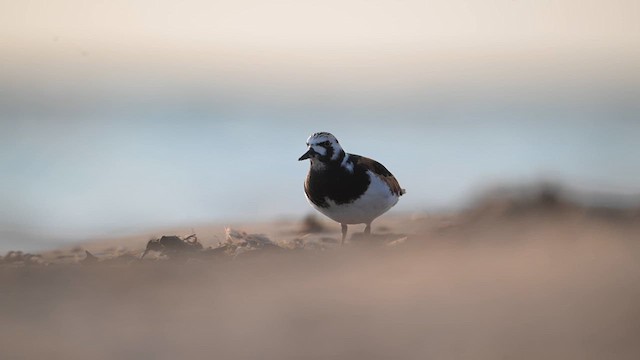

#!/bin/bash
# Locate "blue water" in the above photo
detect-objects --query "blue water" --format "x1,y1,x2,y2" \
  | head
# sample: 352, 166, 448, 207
2, 90, 640, 252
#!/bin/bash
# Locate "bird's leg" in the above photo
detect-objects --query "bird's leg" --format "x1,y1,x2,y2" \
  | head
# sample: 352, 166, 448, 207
364, 223, 372, 236
341, 223, 348, 245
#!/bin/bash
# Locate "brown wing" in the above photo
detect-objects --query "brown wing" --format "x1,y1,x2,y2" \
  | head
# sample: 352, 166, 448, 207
352, 155, 406, 197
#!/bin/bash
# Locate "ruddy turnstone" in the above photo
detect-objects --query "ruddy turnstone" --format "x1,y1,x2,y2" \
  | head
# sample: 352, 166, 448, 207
298, 132, 405, 244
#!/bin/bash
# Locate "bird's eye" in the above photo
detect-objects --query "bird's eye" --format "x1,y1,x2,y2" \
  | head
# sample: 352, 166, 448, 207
323, 141, 331, 146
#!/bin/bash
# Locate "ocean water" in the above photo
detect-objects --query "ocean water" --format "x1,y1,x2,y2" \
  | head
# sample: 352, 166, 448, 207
1, 88, 640, 252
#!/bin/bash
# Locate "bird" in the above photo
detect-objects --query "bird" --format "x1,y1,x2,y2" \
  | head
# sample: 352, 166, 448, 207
298, 132, 405, 244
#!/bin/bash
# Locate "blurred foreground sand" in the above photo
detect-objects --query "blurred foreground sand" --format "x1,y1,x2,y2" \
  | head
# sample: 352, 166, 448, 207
1, 193, 640, 359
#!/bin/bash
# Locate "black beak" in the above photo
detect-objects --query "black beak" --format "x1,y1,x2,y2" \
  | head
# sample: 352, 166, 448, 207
298, 148, 314, 161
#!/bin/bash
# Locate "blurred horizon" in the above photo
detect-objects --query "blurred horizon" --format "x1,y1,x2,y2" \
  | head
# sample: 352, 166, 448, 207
1, 0, 639, 252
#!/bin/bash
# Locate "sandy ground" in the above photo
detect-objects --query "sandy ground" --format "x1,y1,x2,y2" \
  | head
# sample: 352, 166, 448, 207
1, 194, 640, 360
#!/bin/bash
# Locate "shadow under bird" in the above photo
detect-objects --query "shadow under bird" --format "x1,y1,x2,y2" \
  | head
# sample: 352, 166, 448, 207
298, 132, 405, 244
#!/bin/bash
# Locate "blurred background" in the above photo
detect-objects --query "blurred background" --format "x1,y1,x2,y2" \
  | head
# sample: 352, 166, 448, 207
1, 0, 639, 252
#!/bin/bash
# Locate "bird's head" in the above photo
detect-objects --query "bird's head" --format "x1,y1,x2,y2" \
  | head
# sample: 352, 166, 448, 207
298, 132, 345, 164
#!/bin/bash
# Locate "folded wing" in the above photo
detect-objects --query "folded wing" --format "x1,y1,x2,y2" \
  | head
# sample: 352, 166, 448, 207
352, 155, 406, 197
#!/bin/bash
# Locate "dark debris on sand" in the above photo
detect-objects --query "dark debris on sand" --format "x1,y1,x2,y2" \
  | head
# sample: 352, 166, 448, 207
140, 234, 203, 259
0, 251, 44, 266
1, 224, 409, 268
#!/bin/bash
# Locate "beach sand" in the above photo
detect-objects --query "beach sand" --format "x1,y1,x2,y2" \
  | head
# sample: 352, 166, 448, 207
2, 193, 640, 359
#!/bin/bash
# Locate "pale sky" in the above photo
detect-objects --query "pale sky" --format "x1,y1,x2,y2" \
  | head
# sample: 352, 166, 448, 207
2, 0, 639, 73
3, 0, 639, 48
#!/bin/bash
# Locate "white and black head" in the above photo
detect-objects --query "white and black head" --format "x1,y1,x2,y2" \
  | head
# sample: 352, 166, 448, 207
298, 132, 345, 164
